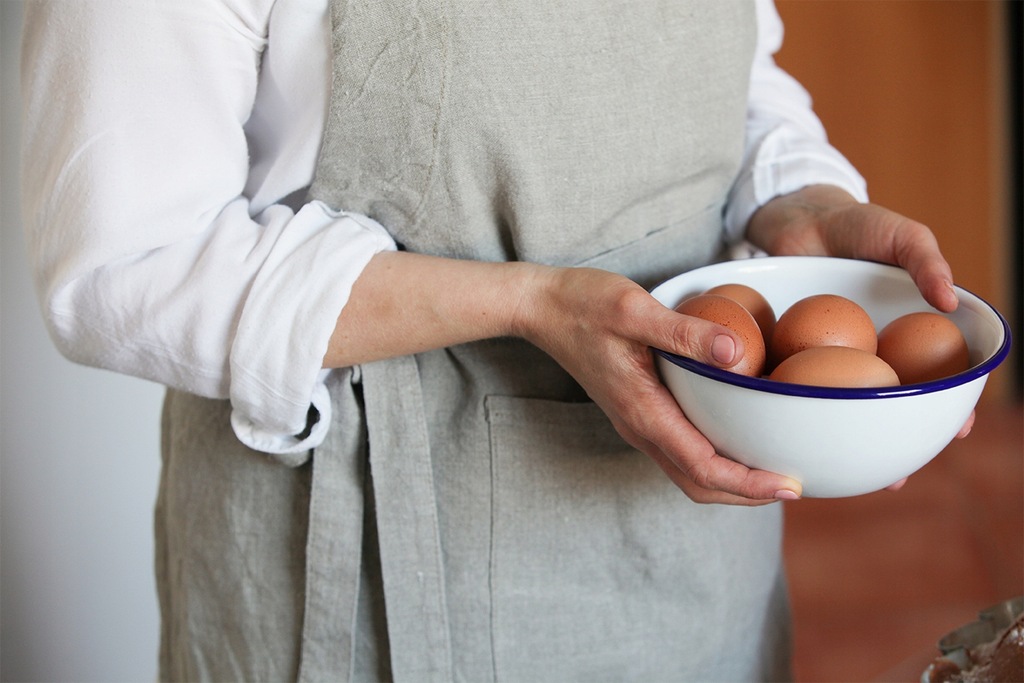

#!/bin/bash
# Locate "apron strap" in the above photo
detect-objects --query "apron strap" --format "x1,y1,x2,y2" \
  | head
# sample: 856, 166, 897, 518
297, 369, 368, 683
361, 356, 454, 683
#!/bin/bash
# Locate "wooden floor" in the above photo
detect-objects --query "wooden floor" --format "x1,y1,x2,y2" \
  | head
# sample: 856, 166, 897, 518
783, 400, 1023, 682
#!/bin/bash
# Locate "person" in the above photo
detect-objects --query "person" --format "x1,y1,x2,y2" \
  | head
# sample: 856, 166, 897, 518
20, 0, 969, 680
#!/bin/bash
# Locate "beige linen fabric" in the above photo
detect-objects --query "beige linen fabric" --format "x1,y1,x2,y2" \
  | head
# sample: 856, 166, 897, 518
156, 1, 792, 681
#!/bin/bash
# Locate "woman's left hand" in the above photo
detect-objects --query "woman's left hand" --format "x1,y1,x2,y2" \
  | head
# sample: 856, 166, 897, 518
746, 184, 973, 452
746, 184, 959, 314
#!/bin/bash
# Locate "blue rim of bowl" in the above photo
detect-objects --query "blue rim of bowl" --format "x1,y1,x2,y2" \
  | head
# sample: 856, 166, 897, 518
653, 286, 1013, 400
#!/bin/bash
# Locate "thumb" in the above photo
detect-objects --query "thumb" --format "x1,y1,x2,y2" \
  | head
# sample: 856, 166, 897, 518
646, 304, 746, 369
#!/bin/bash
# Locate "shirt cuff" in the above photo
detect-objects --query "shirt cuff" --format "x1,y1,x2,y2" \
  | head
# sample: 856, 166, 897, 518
230, 369, 332, 462
229, 203, 395, 455
724, 124, 869, 244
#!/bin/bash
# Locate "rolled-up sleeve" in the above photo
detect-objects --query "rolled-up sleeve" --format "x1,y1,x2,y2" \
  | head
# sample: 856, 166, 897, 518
21, 0, 394, 455
725, 0, 869, 242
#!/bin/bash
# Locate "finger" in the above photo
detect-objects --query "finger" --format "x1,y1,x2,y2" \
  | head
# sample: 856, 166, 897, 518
819, 203, 958, 313
956, 410, 975, 439
601, 373, 798, 504
885, 477, 908, 492
619, 382, 804, 501
889, 218, 959, 313
629, 296, 745, 370
647, 447, 781, 506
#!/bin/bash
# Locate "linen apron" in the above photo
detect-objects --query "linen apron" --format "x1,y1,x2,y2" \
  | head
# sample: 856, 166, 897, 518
155, 1, 792, 681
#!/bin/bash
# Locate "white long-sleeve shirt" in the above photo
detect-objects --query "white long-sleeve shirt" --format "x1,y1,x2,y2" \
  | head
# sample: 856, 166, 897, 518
20, 0, 866, 454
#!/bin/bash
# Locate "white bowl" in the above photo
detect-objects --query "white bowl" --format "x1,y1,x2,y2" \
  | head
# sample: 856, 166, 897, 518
650, 256, 1011, 498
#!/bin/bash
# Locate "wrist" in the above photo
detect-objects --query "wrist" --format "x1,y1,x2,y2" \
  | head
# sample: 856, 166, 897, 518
504, 262, 562, 344
787, 184, 860, 208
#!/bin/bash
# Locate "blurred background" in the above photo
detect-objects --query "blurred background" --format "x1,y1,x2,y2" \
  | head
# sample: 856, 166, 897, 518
1, 1, 1021, 681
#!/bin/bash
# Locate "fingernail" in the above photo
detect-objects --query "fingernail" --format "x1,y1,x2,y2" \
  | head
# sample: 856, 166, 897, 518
945, 279, 960, 306
774, 489, 800, 501
711, 334, 736, 365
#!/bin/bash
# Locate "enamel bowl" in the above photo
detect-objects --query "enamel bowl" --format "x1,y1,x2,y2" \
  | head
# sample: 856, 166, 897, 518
651, 256, 1011, 498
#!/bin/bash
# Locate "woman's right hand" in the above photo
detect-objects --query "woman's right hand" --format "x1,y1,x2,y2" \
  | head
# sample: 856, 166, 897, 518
513, 265, 803, 505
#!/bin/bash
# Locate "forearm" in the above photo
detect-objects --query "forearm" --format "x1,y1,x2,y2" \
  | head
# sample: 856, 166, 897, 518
323, 251, 547, 368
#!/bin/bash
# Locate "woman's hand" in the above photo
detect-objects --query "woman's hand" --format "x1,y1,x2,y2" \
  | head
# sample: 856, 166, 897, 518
746, 184, 959, 313
747, 184, 974, 447
514, 266, 803, 505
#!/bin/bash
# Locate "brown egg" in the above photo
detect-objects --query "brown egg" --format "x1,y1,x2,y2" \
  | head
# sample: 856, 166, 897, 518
675, 294, 766, 376
769, 346, 900, 388
704, 283, 776, 345
877, 312, 970, 384
771, 294, 878, 365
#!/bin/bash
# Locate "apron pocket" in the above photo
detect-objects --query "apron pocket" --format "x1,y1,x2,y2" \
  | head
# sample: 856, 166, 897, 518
483, 394, 787, 682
